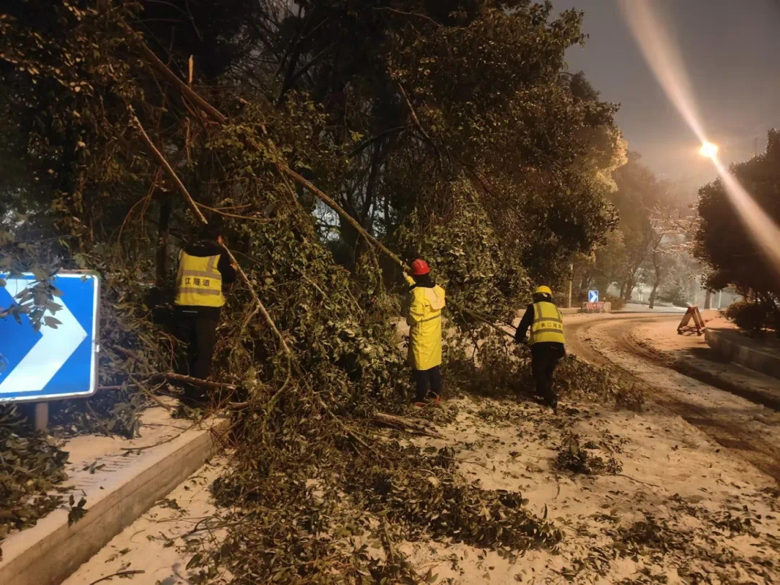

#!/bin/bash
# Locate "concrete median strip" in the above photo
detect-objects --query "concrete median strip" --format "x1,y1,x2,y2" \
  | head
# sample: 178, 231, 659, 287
0, 409, 230, 585
706, 328, 780, 380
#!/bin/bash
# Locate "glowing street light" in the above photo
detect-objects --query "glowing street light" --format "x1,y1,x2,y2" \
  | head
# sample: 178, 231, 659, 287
699, 141, 719, 159
620, 0, 780, 277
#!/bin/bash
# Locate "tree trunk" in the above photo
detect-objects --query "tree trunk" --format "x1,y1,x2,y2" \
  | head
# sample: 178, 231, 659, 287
623, 275, 636, 301
649, 248, 661, 309
704, 290, 712, 310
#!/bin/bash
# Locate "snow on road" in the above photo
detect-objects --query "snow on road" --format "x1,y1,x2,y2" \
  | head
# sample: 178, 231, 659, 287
61, 312, 780, 585
566, 312, 780, 481
404, 393, 779, 584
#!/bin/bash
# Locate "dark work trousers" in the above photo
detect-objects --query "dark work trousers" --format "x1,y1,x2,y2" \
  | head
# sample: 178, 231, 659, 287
530, 343, 564, 406
413, 366, 443, 402
176, 308, 219, 398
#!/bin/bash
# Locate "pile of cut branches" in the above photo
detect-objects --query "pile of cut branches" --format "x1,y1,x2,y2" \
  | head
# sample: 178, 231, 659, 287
554, 432, 623, 476
0, 405, 69, 559
445, 329, 645, 410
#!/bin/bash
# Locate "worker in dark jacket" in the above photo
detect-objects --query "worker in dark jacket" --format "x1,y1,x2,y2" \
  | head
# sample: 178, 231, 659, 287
515, 285, 565, 411
174, 224, 236, 399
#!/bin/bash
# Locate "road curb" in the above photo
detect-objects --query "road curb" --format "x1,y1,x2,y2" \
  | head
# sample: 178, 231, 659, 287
705, 329, 780, 380
0, 417, 230, 585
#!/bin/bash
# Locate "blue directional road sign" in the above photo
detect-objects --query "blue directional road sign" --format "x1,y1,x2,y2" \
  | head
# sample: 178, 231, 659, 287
588, 290, 599, 303
0, 272, 100, 403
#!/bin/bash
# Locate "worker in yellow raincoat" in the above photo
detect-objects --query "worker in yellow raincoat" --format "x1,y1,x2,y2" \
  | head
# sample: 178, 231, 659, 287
405, 259, 446, 404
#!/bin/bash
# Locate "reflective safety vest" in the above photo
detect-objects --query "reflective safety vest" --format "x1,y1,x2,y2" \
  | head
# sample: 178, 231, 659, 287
529, 301, 565, 345
174, 250, 226, 308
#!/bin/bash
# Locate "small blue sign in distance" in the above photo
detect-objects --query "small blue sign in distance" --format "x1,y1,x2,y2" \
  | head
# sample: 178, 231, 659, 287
588, 290, 599, 303
0, 272, 100, 403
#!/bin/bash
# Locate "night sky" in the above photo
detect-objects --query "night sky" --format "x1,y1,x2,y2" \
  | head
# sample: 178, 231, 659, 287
554, 0, 780, 195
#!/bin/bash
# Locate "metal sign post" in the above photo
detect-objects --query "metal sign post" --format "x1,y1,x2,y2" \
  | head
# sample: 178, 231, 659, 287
0, 273, 101, 428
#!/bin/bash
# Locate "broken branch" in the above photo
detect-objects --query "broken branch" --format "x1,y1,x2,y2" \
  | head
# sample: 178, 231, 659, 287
131, 33, 512, 340
129, 104, 291, 356
129, 110, 209, 225
88, 570, 145, 585
154, 372, 238, 391
129, 29, 228, 124
372, 412, 444, 438
279, 165, 405, 269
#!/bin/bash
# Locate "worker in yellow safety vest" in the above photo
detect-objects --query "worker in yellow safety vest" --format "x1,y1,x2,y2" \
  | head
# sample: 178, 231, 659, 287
174, 224, 236, 401
514, 285, 565, 411
405, 259, 446, 405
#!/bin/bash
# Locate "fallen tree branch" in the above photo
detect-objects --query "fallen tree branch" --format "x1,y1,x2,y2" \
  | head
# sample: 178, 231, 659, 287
99, 373, 237, 392
127, 28, 228, 124
225, 244, 291, 355
129, 110, 209, 225
373, 7, 441, 27
153, 372, 238, 391
616, 473, 661, 489
196, 201, 270, 222
128, 105, 291, 356
88, 570, 145, 585
381, 519, 398, 563
372, 412, 444, 438
396, 81, 432, 145
279, 165, 405, 269
316, 394, 376, 453
395, 80, 446, 165
120, 422, 197, 452
132, 33, 514, 344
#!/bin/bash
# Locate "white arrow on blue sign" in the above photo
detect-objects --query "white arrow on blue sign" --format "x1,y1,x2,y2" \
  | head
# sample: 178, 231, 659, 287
0, 273, 100, 403
588, 290, 599, 303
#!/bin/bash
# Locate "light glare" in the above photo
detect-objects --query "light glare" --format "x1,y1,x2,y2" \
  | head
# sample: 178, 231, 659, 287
620, 0, 780, 277
699, 142, 719, 159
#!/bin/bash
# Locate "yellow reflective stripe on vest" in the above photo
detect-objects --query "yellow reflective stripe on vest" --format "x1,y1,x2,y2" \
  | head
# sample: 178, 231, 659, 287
174, 251, 226, 308
530, 301, 565, 345
177, 288, 223, 296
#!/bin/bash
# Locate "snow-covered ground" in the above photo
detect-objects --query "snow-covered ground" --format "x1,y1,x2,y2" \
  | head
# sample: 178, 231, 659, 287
61, 312, 780, 585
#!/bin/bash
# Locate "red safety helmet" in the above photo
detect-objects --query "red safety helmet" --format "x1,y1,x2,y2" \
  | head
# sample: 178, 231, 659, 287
410, 259, 430, 276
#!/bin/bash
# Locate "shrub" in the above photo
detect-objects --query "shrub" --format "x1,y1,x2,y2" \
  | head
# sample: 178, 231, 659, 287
726, 301, 772, 333
604, 294, 626, 311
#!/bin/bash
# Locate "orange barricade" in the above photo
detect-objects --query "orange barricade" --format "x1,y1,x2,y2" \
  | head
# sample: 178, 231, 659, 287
677, 305, 706, 335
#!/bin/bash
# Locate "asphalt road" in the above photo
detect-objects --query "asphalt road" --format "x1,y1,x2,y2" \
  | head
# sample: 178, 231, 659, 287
565, 312, 780, 483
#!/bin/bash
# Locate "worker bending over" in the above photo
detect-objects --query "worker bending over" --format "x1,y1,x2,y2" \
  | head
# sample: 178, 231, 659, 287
515, 285, 565, 411
405, 259, 446, 404
174, 223, 236, 402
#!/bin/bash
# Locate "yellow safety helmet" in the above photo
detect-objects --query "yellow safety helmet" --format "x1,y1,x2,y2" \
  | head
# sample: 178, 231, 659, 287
534, 285, 553, 296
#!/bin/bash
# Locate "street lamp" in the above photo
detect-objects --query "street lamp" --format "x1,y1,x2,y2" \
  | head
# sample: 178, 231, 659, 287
699, 141, 719, 159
